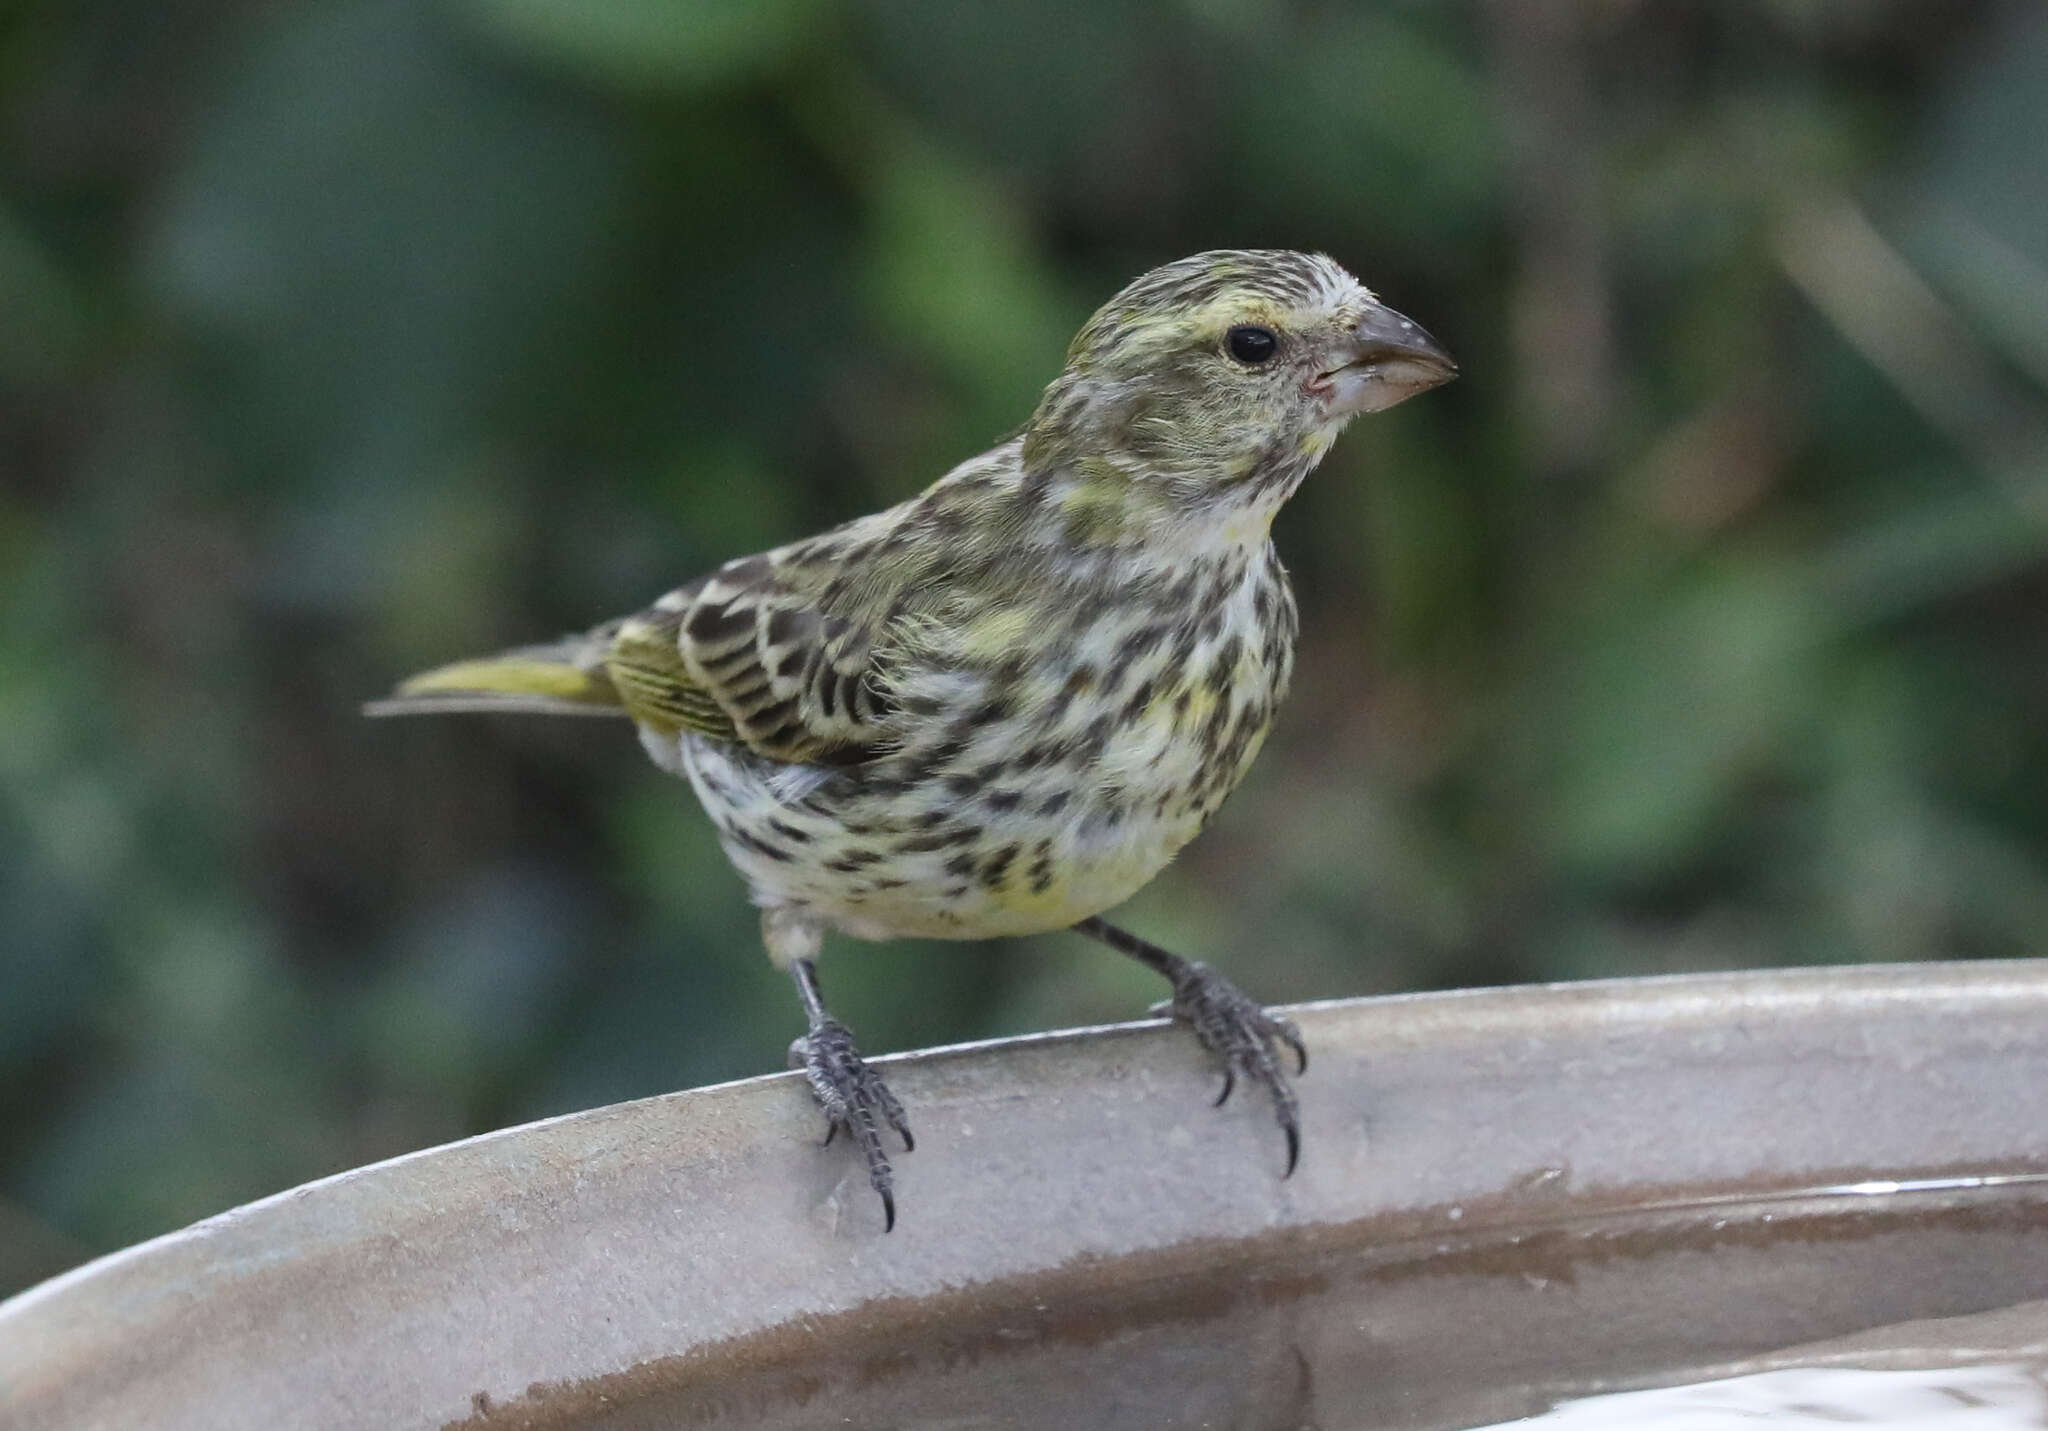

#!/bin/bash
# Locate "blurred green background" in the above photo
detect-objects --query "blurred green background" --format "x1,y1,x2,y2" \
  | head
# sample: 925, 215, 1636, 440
6, 0, 2048, 1296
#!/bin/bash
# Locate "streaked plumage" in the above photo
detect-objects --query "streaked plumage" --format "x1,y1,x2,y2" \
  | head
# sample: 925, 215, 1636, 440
369, 250, 1456, 1228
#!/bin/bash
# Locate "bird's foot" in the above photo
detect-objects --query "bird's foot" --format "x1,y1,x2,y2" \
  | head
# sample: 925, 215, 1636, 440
789, 1018, 913, 1230
1156, 960, 1307, 1176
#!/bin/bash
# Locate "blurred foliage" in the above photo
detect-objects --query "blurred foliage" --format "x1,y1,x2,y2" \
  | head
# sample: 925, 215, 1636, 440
4, 0, 2048, 1295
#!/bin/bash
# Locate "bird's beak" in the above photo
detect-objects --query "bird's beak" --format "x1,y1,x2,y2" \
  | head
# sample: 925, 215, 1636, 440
1319, 302, 1458, 417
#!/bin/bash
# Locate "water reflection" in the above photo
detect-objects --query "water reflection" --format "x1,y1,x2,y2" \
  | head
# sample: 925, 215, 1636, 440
1495, 1363, 2048, 1430
464, 1177, 2048, 1430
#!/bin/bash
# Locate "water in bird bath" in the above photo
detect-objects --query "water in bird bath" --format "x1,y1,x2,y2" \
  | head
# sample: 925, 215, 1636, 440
453, 1168, 2048, 1429
1473, 1362, 2046, 1429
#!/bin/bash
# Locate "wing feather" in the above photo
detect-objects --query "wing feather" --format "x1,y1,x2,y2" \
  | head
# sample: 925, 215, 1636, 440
600, 440, 1026, 767
604, 520, 906, 765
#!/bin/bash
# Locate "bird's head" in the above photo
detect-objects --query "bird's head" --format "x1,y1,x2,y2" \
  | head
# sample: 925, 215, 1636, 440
1024, 250, 1455, 512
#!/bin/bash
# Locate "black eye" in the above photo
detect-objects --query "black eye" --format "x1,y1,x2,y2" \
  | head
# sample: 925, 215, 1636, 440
1225, 325, 1278, 365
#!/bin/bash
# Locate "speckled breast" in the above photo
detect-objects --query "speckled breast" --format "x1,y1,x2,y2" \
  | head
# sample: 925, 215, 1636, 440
675, 543, 1298, 944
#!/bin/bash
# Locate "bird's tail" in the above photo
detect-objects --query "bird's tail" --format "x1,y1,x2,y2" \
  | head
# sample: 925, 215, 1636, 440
363, 629, 629, 720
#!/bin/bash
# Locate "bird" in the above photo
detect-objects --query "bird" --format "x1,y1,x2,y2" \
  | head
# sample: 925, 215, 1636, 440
367, 249, 1456, 1231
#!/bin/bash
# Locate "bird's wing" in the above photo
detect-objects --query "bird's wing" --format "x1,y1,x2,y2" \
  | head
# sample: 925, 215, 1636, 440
373, 443, 1032, 752
605, 557, 891, 764
604, 479, 996, 766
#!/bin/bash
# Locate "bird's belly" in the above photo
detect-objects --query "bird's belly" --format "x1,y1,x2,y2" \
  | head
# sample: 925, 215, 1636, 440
671, 556, 1291, 944
862, 793, 1206, 940
676, 706, 1266, 943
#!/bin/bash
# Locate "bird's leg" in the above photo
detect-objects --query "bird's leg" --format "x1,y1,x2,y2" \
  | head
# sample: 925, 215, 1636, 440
786, 955, 913, 1231
1073, 915, 1306, 1176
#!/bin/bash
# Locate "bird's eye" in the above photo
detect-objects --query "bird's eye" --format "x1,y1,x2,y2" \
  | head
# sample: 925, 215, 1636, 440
1225, 325, 1278, 365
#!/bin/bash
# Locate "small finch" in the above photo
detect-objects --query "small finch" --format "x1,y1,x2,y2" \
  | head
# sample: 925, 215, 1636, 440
368, 250, 1455, 1229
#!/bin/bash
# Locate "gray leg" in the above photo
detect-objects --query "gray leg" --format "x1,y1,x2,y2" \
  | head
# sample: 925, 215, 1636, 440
1074, 916, 1307, 1176
787, 956, 913, 1231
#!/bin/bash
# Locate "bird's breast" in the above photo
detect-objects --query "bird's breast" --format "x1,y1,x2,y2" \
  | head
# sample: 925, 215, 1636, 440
678, 543, 1297, 942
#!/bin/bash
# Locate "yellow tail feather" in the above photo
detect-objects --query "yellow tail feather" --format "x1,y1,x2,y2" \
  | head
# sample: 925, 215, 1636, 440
364, 646, 627, 720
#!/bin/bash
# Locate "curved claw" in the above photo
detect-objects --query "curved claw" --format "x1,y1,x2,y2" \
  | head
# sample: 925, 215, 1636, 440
1277, 1019, 1308, 1076
1161, 960, 1308, 1176
797, 1017, 912, 1231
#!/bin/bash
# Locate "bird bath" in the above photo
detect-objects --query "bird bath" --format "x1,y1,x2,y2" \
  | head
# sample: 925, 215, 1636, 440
6, 962, 2048, 1429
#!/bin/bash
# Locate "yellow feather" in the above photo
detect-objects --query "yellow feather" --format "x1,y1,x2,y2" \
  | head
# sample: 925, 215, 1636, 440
398, 658, 614, 704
